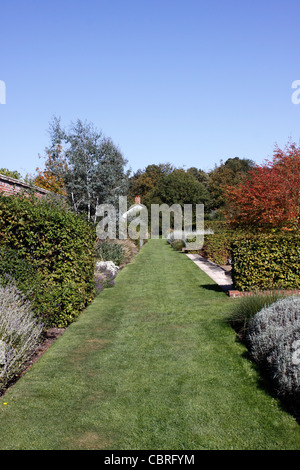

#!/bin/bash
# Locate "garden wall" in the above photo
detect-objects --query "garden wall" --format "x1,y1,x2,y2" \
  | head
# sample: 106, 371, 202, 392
0, 173, 50, 198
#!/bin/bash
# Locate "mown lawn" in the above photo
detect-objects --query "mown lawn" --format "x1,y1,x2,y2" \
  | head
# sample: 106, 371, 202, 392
0, 239, 300, 450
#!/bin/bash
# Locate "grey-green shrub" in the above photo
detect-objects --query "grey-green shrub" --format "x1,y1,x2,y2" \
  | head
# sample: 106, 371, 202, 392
247, 296, 300, 363
0, 278, 43, 391
246, 296, 300, 399
95, 240, 125, 266
267, 327, 300, 397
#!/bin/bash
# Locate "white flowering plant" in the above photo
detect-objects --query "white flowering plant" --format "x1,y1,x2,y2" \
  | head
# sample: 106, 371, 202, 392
95, 260, 119, 277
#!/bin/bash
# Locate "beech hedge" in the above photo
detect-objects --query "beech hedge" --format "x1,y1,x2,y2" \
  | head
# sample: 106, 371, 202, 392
0, 194, 96, 327
231, 232, 300, 291
200, 231, 234, 265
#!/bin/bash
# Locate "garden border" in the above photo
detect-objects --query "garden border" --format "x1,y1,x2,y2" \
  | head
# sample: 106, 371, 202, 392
228, 289, 300, 298
185, 251, 300, 298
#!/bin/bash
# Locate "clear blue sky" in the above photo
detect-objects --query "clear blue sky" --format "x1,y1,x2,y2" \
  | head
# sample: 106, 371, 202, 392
1, 0, 300, 178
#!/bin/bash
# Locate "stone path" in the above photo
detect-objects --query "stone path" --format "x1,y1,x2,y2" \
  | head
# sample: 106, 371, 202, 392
186, 253, 234, 292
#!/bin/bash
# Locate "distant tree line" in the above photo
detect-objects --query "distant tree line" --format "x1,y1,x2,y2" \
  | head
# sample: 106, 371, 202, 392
5, 115, 256, 223
13, 116, 290, 226
127, 157, 255, 219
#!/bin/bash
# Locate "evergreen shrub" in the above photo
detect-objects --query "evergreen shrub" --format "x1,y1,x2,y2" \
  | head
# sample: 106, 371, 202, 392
231, 233, 300, 291
201, 230, 234, 265
0, 194, 96, 327
171, 239, 185, 251
0, 245, 39, 296
247, 296, 300, 400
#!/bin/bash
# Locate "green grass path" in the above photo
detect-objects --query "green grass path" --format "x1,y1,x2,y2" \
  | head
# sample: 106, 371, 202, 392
0, 239, 300, 449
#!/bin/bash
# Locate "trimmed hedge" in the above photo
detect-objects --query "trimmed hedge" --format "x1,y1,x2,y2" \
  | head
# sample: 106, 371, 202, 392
0, 194, 96, 327
231, 233, 300, 291
200, 231, 233, 265
0, 245, 38, 296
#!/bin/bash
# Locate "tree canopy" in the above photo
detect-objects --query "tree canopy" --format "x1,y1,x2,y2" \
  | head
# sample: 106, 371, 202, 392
0, 168, 22, 180
149, 169, 211, 209
222, 142, 300, 231
34, 117, 129, 221
208, 157, 255, 209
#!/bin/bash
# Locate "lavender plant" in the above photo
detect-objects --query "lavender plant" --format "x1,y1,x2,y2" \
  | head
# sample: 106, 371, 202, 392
247, 296, 300, 399
94, 260, 118, 295
94, 271, 115, 295
0, 278, 44, 391
247, 296, 300, 364
267, 327, 300, 397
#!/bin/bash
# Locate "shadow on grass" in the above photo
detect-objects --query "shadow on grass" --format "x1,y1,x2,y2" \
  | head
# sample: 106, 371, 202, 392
231, 324, 300, 425
199, 283, 229, 294
245, 351, 300, 424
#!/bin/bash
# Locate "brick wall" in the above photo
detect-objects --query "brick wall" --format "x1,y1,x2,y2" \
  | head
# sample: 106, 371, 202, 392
0, 174, 50, 199
228, 289, 300, 298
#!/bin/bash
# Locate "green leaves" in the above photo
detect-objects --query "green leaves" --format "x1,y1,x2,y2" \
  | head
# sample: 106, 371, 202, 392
0, 194, 96, 327
44, 117, 128, 220
232, 233, 300, 291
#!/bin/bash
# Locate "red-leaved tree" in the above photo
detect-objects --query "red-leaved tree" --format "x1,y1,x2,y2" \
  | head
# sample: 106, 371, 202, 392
222, 141, 300, 231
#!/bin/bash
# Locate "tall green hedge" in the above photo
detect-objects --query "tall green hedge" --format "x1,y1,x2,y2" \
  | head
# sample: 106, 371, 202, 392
200, 231, 234, 265
231, 233, 300, 291
0, 194, 96, 327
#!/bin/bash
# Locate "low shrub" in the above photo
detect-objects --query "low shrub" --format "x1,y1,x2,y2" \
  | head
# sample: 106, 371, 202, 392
112, 238, 138, 265
95, 260, 119, 277
94, 271, 115, 295
94, 239, 138, 295
171, 239, 185, 251
247, 296, 300, 364
94, 261, 119, 295
0, 278, 43, 392
95, 239, 125, 266
268, 327, 300, 399
246, 296, 300, 401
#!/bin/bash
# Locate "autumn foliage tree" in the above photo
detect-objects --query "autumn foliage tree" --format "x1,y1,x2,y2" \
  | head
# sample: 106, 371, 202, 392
33, 146, 68, 196
223, 141, 300, 231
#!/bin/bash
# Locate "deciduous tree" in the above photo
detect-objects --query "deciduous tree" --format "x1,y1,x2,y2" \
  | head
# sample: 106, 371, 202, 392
223, 142, 300, 231
208, 157, 255, 209
37, 117, 128, 221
